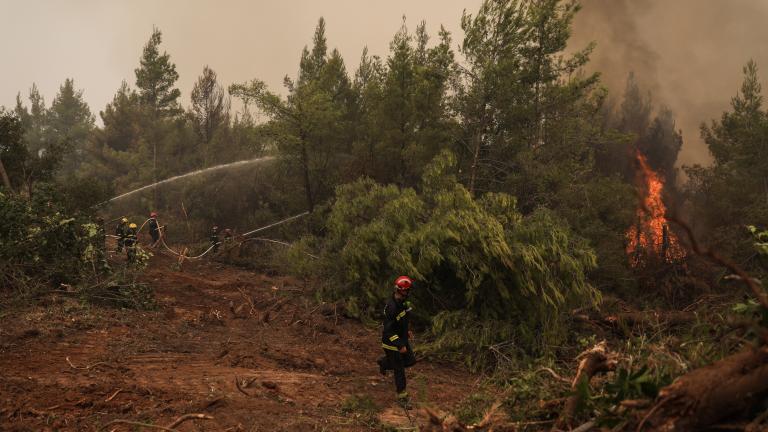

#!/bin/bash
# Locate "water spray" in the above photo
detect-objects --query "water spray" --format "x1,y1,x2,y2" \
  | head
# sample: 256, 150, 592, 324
96, 156, 274, 207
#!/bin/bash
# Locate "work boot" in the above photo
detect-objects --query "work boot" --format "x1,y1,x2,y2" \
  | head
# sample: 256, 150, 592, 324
377, 358, 387, 376
397, 391, 411, 409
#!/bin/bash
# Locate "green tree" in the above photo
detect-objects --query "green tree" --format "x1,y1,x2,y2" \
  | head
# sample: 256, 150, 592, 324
320, 151, 599, 366
457, 0, 598, 198
231, 18, 351, 211
685, 61, 768, 268
355, 19, 457, 186
190, 66, 230, 166
135, 27, 181, 117
0, 110, 26, 193
49, 78, 95, 175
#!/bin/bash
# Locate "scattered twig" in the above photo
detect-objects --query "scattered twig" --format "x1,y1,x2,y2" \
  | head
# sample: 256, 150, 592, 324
105, 389, 122, 402
536, 367, 571, 384
166, 413, 214, 429
66, 356, 110, 371
99, 413, 213, 431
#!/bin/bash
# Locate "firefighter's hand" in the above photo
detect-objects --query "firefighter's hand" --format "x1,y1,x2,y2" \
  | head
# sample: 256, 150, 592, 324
408, 330, 414, 340
399, 346, 408, 354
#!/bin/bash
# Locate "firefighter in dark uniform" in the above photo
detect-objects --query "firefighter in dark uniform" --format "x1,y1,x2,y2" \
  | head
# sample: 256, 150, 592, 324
148, 211, 161, 248
377, 276, 417, 405
210, 225, 220, 253
115, 217, 129, 252
125, 222, 138, 262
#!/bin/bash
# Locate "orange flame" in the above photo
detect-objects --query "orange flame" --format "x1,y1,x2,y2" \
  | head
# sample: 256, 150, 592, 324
626, 150, 685, 267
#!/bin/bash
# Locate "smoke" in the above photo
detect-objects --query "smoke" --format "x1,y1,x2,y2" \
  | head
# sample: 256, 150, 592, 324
571, 0, 768, 167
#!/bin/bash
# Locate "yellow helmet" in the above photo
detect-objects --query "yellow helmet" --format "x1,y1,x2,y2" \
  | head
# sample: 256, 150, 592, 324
121, 217, 129, 223
129, 223, 137, 229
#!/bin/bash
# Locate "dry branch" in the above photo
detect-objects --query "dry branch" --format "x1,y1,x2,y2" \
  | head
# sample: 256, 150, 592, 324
66, 356, 111, 370
99, 413, 213, 431
554, 341, 617, 431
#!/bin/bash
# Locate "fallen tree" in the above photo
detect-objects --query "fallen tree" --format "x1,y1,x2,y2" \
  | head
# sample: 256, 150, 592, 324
638, 344, 768, 431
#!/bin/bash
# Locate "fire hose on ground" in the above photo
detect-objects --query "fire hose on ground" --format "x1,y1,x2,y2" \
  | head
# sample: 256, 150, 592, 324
108, 212, 314, 261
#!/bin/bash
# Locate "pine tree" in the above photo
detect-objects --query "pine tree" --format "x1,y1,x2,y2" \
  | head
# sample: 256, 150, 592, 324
49, 78, 95, 175
135, 28, 181, 117
686, 60, 768, 266
230, 17, 349, 211
190, 66, 230, 165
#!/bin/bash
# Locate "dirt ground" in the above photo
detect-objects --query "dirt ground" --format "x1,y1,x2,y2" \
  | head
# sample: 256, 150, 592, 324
0, 249, 478, 431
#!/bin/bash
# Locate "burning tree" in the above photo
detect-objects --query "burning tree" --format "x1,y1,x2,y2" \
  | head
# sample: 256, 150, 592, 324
625, 150, 685, 267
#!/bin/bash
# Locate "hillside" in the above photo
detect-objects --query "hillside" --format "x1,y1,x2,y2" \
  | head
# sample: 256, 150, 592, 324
0, 250, 475, 431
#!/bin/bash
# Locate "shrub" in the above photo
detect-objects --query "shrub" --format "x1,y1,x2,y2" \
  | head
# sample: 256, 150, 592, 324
318, 150, 600, 367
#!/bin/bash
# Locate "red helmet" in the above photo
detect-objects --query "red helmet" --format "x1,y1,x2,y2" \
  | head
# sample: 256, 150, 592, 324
395, 276, 412, 290
150, 211, 158, 218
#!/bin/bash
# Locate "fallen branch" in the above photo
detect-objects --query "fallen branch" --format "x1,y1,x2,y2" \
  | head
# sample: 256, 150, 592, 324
166, 414, 215, 429
105, 388, 122, 402
554, 341, 617, 431
66, 356, 110, 371
99, 413, 213, 431
537, 367, 572, 384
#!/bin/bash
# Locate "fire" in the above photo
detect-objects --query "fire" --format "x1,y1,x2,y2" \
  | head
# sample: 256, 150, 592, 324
625, 150, 685, 267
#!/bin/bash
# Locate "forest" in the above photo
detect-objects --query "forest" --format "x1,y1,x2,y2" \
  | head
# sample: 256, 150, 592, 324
1, 0, 767, 431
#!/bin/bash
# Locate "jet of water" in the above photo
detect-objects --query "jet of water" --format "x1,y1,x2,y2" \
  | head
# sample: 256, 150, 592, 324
100, 156, 275, 206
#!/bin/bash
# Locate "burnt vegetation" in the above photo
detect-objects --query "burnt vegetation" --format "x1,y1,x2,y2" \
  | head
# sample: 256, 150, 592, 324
1, 1, 768, 431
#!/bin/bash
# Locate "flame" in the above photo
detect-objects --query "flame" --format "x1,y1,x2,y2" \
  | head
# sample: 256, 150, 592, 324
626, 150, 685, 267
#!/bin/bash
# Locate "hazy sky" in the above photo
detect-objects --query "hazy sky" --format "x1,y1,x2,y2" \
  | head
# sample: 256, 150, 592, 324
0, 1, 480, 117
2, 1, 768, 168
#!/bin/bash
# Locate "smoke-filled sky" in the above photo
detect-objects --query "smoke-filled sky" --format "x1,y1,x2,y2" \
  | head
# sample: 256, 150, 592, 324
572, 0, 768, 166
2, 0, 767, 167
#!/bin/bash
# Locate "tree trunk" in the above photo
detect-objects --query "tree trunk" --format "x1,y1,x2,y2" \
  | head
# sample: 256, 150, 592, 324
640, 345, 768, 431
468, 129, 482, 197
0, 156, 13, 193
299, 133, 314, 212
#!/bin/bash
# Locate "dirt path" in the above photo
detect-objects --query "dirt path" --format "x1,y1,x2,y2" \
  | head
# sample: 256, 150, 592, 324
0, 251, 476, 431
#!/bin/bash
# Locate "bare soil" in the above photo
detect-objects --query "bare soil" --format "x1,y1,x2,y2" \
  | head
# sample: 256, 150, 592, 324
0, 250, 476, 431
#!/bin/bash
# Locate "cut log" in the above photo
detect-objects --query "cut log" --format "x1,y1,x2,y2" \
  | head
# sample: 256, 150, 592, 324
640, 345, 768, 431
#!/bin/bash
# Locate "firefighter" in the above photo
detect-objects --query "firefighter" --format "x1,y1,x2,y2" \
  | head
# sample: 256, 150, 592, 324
211, 225, 220, 253
148, 211, 161, 248
115, 217, 129, 252
223, 228, 233, 243
377, 276, 417, 406
125, 222, 138, 262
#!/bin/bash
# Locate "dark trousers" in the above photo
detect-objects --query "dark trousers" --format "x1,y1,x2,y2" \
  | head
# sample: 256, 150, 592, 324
150, 231, 159, 246
380, 343, 416, 393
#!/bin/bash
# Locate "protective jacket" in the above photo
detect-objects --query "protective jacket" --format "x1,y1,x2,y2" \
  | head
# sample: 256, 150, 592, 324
115, 222, 127, 238
148, 218, 160, 236
124, 228, 138, 247
381, 296, 412, 351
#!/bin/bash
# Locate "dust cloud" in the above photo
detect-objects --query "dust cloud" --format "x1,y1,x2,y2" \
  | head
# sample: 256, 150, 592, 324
571, 0, 768, 167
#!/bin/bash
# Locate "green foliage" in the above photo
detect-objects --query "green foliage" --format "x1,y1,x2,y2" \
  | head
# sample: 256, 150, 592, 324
321, 150, 599, 366
456, 391, 496, 425
685, 61, 768, 271
0, 187, 105, 293
135, 27, 182, 117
